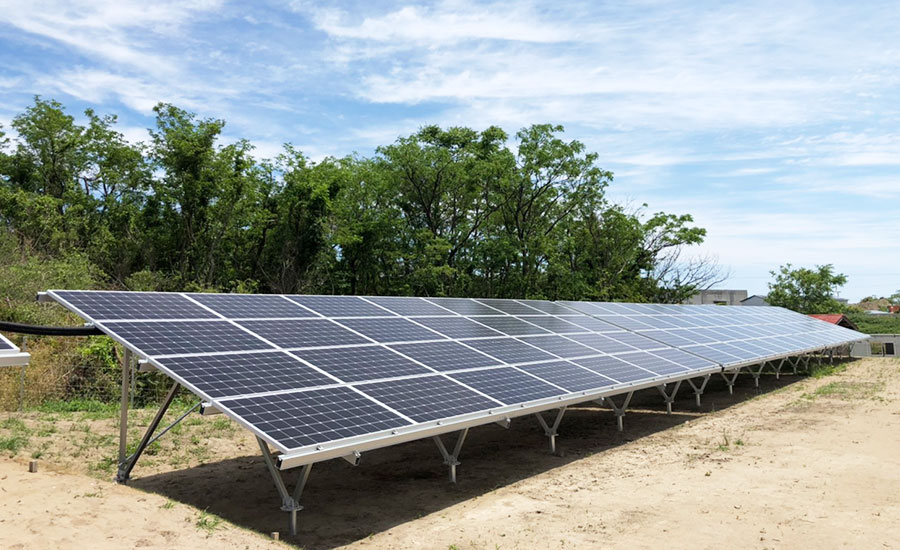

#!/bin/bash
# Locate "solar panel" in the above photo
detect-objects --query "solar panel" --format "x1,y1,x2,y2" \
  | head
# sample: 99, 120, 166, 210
0, 333, 29, 367
220, 387, 411, 450
287, 295, 393, 317
189, 293, 316, 318
413, 316, 505, 339
237, 319, 371, 349
156, 351, 337, 398
356, 375, 500, 422
389, 341, 501, 371
104, 321, 273, 356
336, 318, 447, 343
292, 345, 432, 382
462, 337, 558, 364
47, 290, 867, 471
0, 334, 14, 350
449, 367, 562, 404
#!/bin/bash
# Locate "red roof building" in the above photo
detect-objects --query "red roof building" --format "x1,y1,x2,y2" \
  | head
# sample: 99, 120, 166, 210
809, 313, 859, 331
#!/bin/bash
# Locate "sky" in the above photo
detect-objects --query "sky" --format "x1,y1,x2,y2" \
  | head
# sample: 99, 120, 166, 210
0, 0, 898, 301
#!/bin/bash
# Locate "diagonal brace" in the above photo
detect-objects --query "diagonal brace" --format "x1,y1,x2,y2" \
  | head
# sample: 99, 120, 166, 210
749, 362, 766, 388
656, 380, 682, 414
116, 381, 179, 484
258, 437, 312, 536
773, 358, 786, 379
686, 374, 711, 407
534, 407, 567, 454
433, 428, 469, 484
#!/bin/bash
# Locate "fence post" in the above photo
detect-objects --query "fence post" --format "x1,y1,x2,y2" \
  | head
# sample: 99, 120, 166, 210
17, 336, 28, 412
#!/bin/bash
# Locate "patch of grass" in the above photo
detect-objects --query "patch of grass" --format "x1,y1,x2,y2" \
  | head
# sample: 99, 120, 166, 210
803, 380, 885, 401
89, 456, 117, 475
0, 434, 29, 454
35, 399, 119, 415
1, 417, 28, 431
196, 509, 223, 535
161, 499, 176, 510
809, 361, 851, 379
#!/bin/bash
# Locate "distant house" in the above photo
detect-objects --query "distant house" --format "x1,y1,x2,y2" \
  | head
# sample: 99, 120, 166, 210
808, 313, 859, 331
740, 294, 770, 307
685, 289, 748, 306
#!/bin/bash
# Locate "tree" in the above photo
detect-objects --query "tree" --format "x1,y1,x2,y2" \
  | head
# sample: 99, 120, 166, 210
766, 264, 848, 313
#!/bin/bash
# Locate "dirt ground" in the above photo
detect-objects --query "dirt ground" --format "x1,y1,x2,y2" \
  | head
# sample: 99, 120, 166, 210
1, 357, 898, 550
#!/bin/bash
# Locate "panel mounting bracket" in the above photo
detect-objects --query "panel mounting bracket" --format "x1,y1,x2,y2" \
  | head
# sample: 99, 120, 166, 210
656, 380, 682, 414
433, 428, 468, 483
534, 407, 566, 454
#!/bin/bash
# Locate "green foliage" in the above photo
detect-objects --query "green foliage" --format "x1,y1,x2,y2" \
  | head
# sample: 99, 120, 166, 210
844, 311, 900, 335
766, 264, 848, 314
0, 97, 719, 305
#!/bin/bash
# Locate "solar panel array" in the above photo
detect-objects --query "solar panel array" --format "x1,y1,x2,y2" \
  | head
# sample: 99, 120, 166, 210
0, 333, 29, 367
559, 302, 866, 369
48, 291, 866, 465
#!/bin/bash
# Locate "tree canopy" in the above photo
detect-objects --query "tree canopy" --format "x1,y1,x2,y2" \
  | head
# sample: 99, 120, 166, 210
0, 97, 723, 302
766, 263, 848, 313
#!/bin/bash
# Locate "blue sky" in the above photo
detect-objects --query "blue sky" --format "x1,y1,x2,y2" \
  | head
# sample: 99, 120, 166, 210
1, 0, 898, 301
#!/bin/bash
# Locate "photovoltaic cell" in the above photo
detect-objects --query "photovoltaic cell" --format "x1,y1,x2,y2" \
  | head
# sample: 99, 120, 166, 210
607, 331, 668, 350
517, 335, 600, 358
564, 316, 623, 333
616, 352, 689, 376
518, 300, 580, 315
357, 375, 500, 422
518, 361, 617, 392
470, 316, 550, 336
292, 345, 432, 382
567, 333, 636, 354
462, 338, 557, 364
0, 334, 14, 350
413, 317, 504, 339
474, 299, 547, 315
287, 295, 393, 317
519, 316, 589, 334
53, 291, 213, 320
389, 341, 500, 371
686, 345, 742, 364
594, 315, 655, 330
222, 387, 411, 450
188, 293, 316, 318
238, 319, 371, 349
424, 297, 501, 315
336, 317, 447, 343
103, 321, 272, 356
363, 296, 453, 316
156, 351, 336, 398
574, 356, 654, 383
449, 367, 561, 404
650, 348, 718, 371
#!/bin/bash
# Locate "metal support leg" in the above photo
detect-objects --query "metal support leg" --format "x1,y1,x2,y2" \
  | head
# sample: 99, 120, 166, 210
604, 392, 633, 431
686, 375, 711, 407
17, 337, 28, 412
433, 428, 468, 483
773, 358, 786, 380
792, 356, 798, 375
534, 407, 567, 453
656, 380, 682, 414
118, 349, 132, 473
116, 380, 178, 484
749, 363, 765, 388
721, 368, 741, 395
257, 437, 312, 536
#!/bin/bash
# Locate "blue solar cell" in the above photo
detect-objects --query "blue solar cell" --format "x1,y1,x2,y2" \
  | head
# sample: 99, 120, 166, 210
462, 338, 557, 364
221, 387, 411, 450
649, 348, 718, 372
414, 316, 505, 339
0, 334, 14, 351
337, 317, 447, 343
574, 355, 654, 383
293, 345, 433, 382
287, 295, 394, 317
518, 300, 580, 315
517, 335, 600, 358
685, 345, 742, 364
567, 333, 636, 354
389, 341, 500, 371
449, 367, 561, 404
474, 299, 548, 315
53, 291, 213, 320
424, 298, 502, 315
618, 351, 689, 376
188, 293, 316, 318
363, 296, 453, 316
103, 321, 272, 356
561, 316, 622, 333
357, 376, 500, 422
470, 316, 550, 336
238, 319, 372, 349
518, 361, 617, 392
156, 351, 336, 398
519, 316, 589, 334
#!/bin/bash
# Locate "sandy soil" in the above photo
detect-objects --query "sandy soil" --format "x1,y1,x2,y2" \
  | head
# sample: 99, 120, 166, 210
1, 357, 898, 550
